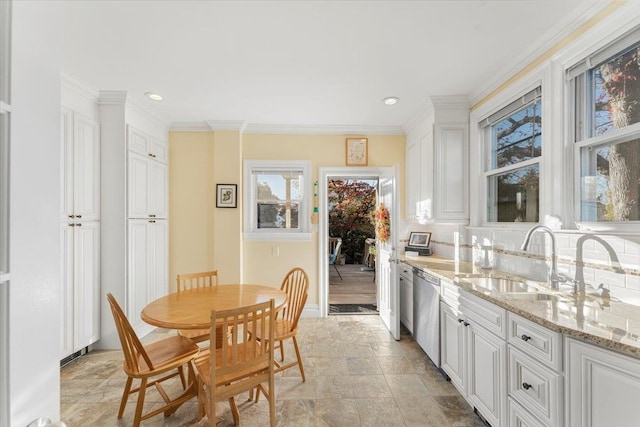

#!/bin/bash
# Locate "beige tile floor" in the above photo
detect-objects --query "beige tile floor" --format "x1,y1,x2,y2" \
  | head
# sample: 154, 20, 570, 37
61, 315, 486, 426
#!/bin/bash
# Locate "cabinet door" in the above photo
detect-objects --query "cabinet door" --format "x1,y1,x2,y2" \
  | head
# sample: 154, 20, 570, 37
405, 138, 420, 219
127, 219, 150, 330
60, 109, 74, 221
566, 338, 640, 427
399, 275, 413, 332
73, 221, 100, 351
128, 152, 149, 218
73, 114, 100, 221
148, 219, 168, 301
149, 137, 168, 163
148, 160, 167, 219
127, 125, 149, 156
59, 222, 74, 358
435, 123, 468, 221
440, 303, 465, 393
467, 321, 506, 427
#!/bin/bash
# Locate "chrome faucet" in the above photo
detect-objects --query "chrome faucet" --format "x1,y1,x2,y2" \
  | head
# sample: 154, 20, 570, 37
521, 225, 566, 290
574, 234, 623, 295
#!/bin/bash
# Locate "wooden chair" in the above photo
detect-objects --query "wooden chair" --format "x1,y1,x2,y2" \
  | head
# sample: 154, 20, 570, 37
254, 268, 308, 405
106, 293, 200, 427
193, 299, 276, 426
176, 270, 219, 343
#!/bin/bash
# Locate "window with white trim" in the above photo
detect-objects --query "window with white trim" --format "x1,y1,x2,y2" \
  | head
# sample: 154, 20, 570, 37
243, 160, 311, 241
568, 28, 640, 224
481, 87, 542, 223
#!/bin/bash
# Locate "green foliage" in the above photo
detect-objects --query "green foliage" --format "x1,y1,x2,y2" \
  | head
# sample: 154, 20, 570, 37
328, 179, 376, 263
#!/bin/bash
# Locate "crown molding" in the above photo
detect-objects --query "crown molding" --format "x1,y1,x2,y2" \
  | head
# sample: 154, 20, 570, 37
97, 90, 128, 105
429, 95, 470, 110
126, 96, 170, 130
98, 91, 169, 130
170, 122, 213, 132
61, 73, 99, 102
242, 123, 405, 135
205, 120, 246, 131
403, 99, 433, 134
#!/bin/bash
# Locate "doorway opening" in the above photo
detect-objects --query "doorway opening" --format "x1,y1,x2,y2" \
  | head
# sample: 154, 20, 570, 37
327, 177, 378, 315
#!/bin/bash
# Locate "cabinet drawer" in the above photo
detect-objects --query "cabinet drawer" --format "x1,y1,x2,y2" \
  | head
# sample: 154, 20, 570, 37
398, 262, 413, 281
440, 279, 460, 310
509, 397, 547, 427
508, 347, 563, 427
460, 290, 506, 338
508, 312, 562, 372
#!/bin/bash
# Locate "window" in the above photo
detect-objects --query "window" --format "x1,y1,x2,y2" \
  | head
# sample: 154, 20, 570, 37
482, 87, 542, 223
569, 28, 640, 224
243, 160, 311, 241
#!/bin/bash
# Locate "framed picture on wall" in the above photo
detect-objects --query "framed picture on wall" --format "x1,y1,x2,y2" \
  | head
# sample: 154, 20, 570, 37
346, 137, 368, 166
216, 184, 237, 208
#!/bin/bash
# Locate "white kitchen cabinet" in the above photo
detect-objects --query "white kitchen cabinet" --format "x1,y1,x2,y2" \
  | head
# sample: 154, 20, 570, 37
127, 124, 168, 163
404, 96, 469, 222
398, 262, 413, 332
127, 219, 168, 333
60, 108, 101, 360
127, 151, 168, 219
509, 397, 547, 427
565, 338, 640, 427
440, 301, 466, 393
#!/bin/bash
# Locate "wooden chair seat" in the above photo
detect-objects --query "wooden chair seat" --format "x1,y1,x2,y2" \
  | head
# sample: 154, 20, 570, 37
107, 293, 200, 427
194, 344, 271, 387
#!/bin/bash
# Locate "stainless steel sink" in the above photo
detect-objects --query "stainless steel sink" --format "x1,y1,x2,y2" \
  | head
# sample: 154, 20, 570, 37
504, 292, 563, 302
462, 277, 541, 293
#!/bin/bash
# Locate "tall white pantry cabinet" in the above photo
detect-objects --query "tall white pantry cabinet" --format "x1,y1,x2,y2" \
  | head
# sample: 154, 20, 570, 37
60, 107, 101, 359
98, 92, 169, 348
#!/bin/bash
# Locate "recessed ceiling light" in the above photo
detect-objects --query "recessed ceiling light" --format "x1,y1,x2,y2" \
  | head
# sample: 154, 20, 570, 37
382, 97, 399, 105
145, 92, 163, 101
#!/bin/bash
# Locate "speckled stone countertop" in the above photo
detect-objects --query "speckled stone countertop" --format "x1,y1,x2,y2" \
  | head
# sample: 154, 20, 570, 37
401, 254, 640, 360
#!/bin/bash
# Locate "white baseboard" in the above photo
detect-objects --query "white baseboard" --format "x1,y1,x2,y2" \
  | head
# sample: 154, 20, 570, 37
301, 304, 321, 318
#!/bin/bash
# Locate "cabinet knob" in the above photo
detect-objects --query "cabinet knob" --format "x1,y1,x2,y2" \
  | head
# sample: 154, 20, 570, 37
68, 215, 74, 219
522, 382, 532, 390
75, 223, 82, 227
458, 319, 464, 323
149, 214, 156, 218
76, 215, 82, 218
463, 321, 470, 327
521, 334, 531, 342
149, 153, 156, 158
148, 220, 156, 223
68, 223, 75, 227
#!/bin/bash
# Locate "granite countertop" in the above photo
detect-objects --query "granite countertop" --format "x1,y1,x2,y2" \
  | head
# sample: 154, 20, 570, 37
401, 254, 640, 360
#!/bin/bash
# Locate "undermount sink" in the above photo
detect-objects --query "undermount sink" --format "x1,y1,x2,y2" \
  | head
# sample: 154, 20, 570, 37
462, 277, 541, 293
503, 292, 563, 302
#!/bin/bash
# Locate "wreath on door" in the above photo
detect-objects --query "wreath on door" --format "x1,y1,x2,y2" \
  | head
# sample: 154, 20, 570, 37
373, 203, 390, 243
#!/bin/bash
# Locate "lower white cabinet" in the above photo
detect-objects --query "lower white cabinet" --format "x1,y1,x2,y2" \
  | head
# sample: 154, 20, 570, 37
399, 263, 413, 332
440, 301, 466, 393
509, 397, 547, 427
127, 219, 168, 333
565, 337, 640, 427
60, 221, 100, 359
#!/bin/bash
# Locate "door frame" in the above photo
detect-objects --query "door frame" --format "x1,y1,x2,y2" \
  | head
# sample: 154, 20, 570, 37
318, 166, 396, 317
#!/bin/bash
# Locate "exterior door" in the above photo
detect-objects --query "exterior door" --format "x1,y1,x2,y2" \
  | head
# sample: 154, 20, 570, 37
376, 169, 399, 339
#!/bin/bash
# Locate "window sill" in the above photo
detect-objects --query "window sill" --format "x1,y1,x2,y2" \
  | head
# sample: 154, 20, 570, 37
243, 232, 312, 242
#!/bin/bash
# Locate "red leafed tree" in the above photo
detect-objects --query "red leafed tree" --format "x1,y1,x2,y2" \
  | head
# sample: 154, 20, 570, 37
328, 179, 376, 263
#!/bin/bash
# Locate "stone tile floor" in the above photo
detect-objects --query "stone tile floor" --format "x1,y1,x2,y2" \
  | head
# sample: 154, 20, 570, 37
61, 315, 485, 426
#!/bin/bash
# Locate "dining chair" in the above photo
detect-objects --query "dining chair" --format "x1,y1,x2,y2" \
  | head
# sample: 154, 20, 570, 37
253, 267, 308, 404
328, 239, 343, 279
192, 299, 276, 427
106, 293, 200, 427
176, 270, 219, 343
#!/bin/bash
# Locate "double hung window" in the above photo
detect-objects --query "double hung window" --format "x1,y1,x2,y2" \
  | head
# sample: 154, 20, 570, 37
482, 87, 542, 223
568, 28, 640, 224
244, 160, 310, 240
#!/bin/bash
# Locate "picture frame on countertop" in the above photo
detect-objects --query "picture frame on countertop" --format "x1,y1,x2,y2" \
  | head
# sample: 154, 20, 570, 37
216, 184, 237, 208
408, 231, 431, 248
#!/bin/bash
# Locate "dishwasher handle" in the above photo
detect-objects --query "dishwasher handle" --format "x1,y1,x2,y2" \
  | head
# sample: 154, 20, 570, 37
413, 268, 440, 286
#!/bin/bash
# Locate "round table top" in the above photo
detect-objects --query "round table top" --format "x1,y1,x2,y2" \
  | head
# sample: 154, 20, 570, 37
141, 284, 287, 330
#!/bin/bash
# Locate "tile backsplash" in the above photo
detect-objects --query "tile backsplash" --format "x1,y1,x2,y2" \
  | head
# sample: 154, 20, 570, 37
401, 221, 640, 306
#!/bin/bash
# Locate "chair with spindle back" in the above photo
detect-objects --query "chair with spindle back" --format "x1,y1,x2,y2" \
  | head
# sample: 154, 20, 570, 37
176, 270, 219, 343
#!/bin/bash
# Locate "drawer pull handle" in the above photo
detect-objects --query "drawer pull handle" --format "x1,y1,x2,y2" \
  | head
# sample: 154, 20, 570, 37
521, 334, 531, 342
522, 382, 532, 390
463, 321, 470, 327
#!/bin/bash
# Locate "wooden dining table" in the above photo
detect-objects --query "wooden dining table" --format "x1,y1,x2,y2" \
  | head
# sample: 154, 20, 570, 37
141, 284, 288, 330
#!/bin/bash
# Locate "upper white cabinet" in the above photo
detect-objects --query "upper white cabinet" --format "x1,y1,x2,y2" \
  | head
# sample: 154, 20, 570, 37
127, 126, 168, 219
61, 108, 100, 222
565, 338, 640, 427
127, 124, 168, 163
405, 96, 469, 223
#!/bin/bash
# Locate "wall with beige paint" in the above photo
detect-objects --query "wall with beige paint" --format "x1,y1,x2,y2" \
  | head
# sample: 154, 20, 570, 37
168, 131, 405, 304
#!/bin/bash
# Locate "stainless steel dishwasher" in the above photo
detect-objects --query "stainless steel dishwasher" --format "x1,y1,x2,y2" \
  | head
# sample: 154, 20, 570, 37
413, 267, 440, 366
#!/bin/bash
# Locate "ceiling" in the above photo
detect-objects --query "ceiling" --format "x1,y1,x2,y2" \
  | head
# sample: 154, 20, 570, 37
62, 0, 602, 132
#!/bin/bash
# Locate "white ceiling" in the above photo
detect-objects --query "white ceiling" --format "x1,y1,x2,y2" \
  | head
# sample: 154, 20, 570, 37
62, 0, 601, 131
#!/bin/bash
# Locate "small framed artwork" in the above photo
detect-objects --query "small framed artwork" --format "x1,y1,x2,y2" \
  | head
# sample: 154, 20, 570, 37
346, 137, 368, 166
216, 184, 237, 208
408, 231, 431, 248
